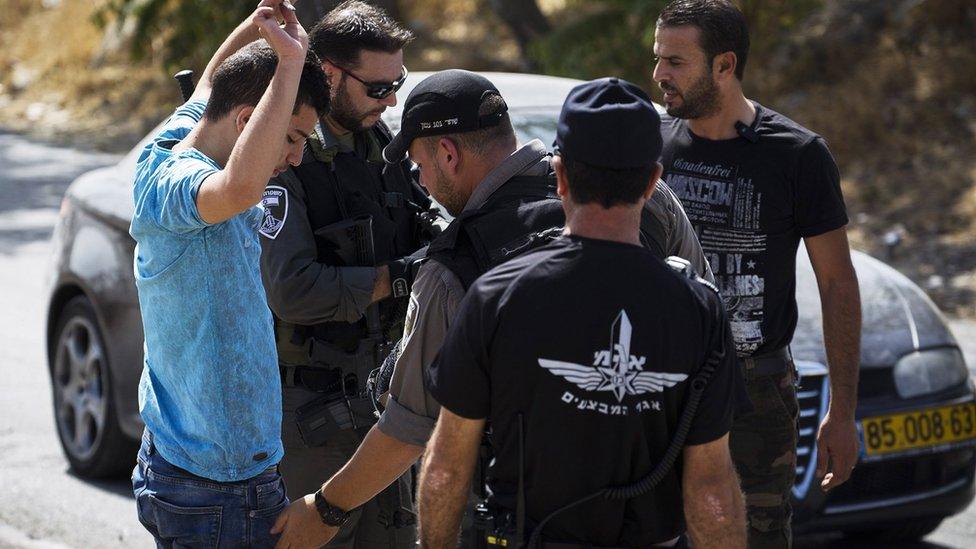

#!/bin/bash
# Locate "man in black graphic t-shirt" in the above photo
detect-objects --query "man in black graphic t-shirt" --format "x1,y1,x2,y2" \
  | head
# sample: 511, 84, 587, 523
417, 78, 746, 549
653, 1, 862, 547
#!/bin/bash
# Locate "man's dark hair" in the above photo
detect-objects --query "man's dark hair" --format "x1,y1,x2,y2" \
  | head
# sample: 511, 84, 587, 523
203, 41, 330, 122
309, 0, 414, 68
657, 0, 750, 80
421, 93, 516, 158
561, 156, 654, 208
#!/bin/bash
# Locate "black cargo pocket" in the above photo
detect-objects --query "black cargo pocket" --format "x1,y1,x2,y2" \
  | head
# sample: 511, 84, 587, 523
148, 495, 222, 548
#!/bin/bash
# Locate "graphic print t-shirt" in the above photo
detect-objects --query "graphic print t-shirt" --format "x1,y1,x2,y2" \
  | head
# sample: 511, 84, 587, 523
660, 103, 848, 356
426, 236, 740, 546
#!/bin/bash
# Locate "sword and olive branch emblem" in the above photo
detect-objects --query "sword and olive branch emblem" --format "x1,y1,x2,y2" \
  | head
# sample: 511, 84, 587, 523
538, 310, 688, 403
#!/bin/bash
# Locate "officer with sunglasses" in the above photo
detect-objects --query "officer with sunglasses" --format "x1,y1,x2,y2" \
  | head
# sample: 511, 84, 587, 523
258, 2, 441, 547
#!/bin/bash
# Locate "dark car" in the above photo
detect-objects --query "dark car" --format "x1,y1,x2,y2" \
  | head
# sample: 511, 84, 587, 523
46, 72, 976, 542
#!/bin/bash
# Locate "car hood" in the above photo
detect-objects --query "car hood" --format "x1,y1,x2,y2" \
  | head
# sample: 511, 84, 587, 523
792, 246, 957, 368
66, 161, 135, 233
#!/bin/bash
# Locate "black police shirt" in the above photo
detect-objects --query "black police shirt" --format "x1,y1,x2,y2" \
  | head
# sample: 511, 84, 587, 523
427, 235, 740, 546
660, 103, 848, 357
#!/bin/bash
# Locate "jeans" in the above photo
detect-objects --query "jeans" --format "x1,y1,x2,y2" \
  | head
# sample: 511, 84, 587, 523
132, 430, 288, 548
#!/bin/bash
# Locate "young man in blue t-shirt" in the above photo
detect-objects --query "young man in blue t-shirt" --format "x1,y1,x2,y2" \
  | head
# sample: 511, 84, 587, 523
129, 2, 329, 546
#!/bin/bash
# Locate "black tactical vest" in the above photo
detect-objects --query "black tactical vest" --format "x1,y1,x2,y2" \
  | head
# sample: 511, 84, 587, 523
428, 170, 668, 290
290, 121, 428, 344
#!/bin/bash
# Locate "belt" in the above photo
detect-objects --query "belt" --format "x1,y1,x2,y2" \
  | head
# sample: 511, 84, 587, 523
739, 346, 792, 377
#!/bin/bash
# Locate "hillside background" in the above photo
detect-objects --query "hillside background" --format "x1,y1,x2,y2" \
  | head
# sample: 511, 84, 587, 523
2, 0, 975, 315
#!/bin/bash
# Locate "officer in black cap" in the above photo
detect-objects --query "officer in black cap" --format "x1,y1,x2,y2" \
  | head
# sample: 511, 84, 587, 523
270, 70, 714, 549
418, 77, 747, 549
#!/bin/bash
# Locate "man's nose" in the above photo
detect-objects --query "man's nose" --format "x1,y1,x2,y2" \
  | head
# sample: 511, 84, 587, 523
379, 93, 398, 108
652, 62, 666, 83
288, 144, 303, 165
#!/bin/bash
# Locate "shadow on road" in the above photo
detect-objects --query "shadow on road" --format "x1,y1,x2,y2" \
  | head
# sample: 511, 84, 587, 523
67, 469, 134, 500
0, 131, 119, 255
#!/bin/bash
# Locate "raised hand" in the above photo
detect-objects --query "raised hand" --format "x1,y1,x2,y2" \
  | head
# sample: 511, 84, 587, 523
253, 0, 307, 61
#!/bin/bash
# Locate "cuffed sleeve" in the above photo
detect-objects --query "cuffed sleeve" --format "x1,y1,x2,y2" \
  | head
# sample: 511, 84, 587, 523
379, 259, 466, 443
376, 396, 437, 446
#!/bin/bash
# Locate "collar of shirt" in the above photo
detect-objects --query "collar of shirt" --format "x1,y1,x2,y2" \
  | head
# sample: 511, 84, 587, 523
462, 139, 550, 214
308, 118, 384, 163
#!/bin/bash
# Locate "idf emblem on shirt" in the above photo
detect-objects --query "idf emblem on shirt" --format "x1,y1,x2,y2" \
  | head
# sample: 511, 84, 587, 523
538, 310, 687, 413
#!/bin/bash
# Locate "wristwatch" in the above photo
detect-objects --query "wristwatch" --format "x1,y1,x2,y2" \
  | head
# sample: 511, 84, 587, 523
314, 489, 350, 527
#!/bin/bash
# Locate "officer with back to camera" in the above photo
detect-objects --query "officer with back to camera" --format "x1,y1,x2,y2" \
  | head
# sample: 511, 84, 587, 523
418, 77, 747, 549
269, 69, 716, 549
258, 2, 438, 547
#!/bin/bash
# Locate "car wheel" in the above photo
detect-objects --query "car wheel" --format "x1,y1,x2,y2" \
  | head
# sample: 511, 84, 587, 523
844, 516, 944, 543
51, 295, 136, 478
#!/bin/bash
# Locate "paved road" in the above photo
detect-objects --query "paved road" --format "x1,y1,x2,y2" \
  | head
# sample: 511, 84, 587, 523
1, 132, 976, 548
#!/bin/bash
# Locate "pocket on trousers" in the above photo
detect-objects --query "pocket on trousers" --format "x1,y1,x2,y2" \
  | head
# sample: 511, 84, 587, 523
248, 490, 287, 548
148, 495, 222, 549
254, 475, 288, 515
743, 374, 792, 423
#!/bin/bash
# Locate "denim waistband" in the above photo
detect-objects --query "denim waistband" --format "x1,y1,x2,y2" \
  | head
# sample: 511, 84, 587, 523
141, 430, 278, 485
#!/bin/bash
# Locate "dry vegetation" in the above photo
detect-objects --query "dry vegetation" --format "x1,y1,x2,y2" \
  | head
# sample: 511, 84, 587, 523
2, 0, 975, 314
753, 0, 976, 316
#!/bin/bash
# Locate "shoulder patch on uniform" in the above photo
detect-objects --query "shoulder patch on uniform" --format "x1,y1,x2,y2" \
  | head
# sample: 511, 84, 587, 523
260, 185, 288, 239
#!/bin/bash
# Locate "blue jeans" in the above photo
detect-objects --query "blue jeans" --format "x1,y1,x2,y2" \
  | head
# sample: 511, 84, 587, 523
132, 430, 288, 548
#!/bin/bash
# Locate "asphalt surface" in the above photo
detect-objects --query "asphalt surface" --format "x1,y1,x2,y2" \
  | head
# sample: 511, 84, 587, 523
1, 132, 976, 548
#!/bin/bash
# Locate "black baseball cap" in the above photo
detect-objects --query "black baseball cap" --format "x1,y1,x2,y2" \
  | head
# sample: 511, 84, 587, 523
553, 77, 662, 169
382, 69, 508, 164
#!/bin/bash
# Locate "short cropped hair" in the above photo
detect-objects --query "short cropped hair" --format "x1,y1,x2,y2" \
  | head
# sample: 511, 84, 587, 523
561, 156, 654, 208
309, 0, 414, 68
420, 93, 515, 159
657, 0, 750, 80
203, 41, 330, 122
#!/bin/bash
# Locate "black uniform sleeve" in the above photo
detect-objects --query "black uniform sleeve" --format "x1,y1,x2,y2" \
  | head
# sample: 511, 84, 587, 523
685, 289, 744, 445
259, 169, 377, 325
794, 137, 848, 238
424, 280, 497, 420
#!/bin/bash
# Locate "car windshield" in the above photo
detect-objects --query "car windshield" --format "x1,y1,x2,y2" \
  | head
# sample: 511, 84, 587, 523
510, 108, 559, 147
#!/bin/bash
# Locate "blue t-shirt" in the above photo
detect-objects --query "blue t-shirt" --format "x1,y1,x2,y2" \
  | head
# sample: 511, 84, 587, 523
130, 100, 282, 482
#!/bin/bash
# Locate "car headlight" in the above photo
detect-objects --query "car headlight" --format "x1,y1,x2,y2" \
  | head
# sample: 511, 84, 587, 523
893, 348, 969, 399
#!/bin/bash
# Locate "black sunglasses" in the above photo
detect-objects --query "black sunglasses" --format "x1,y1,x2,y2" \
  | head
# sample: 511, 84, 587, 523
332, 63, 409, 100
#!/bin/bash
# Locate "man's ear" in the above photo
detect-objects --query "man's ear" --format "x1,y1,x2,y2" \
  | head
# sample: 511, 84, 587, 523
439, 137, 461, 175
642, 162, 663, 202
553, 155, 570, 199
235, 105, 256, 134
714, 51, 737, 80
321, 59, 340, 88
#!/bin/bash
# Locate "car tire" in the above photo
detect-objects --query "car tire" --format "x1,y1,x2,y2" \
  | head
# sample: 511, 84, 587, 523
844, 516, 944, 543
50, 295, 137, 478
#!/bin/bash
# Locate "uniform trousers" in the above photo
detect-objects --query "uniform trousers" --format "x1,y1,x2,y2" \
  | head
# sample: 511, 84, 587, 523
729, 355, 799, 549
280, 382, 417, 549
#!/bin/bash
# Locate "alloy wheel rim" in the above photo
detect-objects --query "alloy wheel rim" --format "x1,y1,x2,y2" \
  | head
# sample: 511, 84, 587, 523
53, 316, 107, 461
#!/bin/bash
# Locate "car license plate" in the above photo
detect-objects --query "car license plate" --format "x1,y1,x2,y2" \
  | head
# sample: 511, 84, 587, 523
862, 403, 976, 456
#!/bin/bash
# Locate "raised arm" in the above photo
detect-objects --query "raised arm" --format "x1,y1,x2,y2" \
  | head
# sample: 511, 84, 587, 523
806, 226, 861, 491
195, 1, 310, 225
191, 0, 301, 101
682, 434, 746, 548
